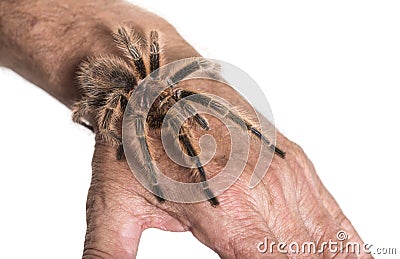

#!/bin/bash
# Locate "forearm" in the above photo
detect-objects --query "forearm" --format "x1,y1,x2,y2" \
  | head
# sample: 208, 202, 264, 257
0, 0, 198, 107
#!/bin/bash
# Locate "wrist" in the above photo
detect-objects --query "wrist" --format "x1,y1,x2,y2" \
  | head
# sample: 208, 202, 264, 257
0, 0, 199, 108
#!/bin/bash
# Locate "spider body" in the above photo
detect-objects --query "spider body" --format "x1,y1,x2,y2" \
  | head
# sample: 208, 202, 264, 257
72, 26, 285, 206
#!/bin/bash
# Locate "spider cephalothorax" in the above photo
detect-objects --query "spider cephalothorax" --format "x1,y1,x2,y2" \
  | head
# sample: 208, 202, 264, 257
72, 26, 285, 206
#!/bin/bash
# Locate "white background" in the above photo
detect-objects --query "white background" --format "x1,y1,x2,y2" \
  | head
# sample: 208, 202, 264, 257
1, 0, 399, 258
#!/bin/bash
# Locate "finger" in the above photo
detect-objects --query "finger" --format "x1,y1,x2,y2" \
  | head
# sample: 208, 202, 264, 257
83, 142, 187, 258
83, 184, 186, 259
292, 147, 371, 258
83, 190, 143, 258
259, 165, 318, 258
297, 177, 359, 258
317, 183, 372, 258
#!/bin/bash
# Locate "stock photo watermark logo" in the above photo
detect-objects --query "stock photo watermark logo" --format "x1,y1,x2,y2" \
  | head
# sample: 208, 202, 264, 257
122, 57, 278, 203
257, 230, 374, 255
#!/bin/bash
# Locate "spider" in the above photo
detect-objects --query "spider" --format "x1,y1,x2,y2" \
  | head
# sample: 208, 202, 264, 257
72, 26, 286, 206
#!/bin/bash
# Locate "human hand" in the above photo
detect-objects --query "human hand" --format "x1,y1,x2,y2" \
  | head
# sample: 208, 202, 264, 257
84, 102, 371, 258
0, 1, 371, 258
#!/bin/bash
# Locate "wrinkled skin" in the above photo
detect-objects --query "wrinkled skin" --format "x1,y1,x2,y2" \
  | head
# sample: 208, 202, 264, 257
0, 0, 371, 258
86, 120, 369, 258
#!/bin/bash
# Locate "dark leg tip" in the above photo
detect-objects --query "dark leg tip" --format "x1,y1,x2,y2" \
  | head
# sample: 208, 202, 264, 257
116, 144, 124, 160
203, 187, 219, 207
79, 120, 94, 132
155, 195, 165, 203
153, 186, 165, 203
209, 197, 220, 207
274, 146, 286, 159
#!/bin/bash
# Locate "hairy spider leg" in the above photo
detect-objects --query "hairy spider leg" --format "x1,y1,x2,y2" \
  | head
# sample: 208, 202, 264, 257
72, 102, 95, 132
177, 90, 286, 159
73, 55, 139, 135
149, 31, 160, 77
96, 92, 130, 160
114, 27, 147, 79
176, 98, 210, 130
79, 121, 94, 132
169, 60, 204, 86
131, 113, 165, 202
166, 113, 219, 206
166, 60, 211, 130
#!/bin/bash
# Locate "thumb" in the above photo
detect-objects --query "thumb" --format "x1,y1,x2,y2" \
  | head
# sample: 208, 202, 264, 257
82, 142, 146, 259
83, 182, 145, 259
83, 142, 187, 258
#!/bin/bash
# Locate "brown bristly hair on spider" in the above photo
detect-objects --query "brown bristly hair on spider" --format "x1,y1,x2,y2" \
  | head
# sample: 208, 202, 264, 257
72, 25, 285, 207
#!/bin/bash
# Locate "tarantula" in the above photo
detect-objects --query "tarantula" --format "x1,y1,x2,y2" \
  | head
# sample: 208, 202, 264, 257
72, 26, 286, 206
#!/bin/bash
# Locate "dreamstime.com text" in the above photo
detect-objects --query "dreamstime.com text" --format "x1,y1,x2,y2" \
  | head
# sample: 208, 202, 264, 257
257, 230, 397, 256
